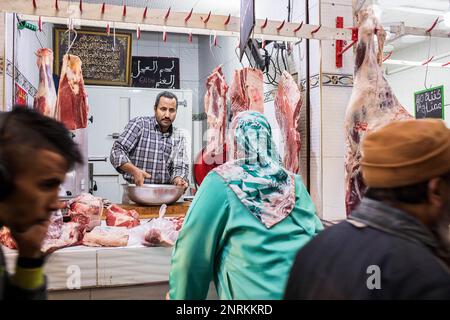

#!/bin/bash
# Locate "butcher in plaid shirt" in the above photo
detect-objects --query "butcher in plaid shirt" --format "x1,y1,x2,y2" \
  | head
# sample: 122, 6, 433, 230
110, 91, 190, 189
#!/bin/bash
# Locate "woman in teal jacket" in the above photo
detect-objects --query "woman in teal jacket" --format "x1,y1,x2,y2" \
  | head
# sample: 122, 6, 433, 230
169, 111, 323, 300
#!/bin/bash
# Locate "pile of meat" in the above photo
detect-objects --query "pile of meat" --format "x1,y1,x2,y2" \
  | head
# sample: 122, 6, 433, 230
67, 193, 103, 232
105, 205, 140, 228
56, 54, 89, 130
344, 6, 412, 215
0, 227, 16, 250
274, 71, 303, 174
0, 210, 80, 254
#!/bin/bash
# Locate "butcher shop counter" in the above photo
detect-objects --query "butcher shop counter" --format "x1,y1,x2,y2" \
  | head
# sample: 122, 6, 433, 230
105, 201, 191, 219
2, 244, 174, 300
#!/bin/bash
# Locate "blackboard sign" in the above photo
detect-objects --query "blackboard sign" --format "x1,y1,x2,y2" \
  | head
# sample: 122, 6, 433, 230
131, 56, 180, 89
54, 27, 132, 86
414, 86, 445, 119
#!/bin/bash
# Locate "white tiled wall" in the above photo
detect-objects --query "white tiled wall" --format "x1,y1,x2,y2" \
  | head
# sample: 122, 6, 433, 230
4, 14, 53, 110
307, 0, 353, 221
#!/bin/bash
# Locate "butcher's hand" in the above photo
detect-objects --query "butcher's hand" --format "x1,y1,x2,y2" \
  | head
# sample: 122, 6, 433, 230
133, 168, 152, 186
11, 219, 51, 258
172, 177, 189, 190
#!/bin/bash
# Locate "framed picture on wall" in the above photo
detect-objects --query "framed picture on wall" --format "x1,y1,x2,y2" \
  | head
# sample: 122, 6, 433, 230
54, 27, 132, 86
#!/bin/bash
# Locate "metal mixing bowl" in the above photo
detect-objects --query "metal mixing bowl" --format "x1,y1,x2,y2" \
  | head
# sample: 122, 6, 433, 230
126, 184, 185, 205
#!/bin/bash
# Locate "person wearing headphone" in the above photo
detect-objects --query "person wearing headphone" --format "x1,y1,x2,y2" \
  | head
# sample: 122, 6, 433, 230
0, 106, 82, 299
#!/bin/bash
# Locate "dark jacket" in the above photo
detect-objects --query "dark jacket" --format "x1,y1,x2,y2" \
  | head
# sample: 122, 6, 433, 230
0, 244, 47, 300
284, 198, 450, 300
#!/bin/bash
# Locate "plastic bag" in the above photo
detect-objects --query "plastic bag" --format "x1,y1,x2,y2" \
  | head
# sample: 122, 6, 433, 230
142, 204, 180, 247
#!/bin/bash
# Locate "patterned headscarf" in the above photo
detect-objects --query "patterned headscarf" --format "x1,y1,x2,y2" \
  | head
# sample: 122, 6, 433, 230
213, 111, 296, 228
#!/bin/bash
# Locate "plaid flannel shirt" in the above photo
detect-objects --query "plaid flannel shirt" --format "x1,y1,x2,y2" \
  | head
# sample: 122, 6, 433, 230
110, 116, 190, 185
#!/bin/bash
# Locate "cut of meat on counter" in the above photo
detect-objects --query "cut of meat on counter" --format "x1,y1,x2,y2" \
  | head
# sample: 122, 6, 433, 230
142, 205, 183, 247
56, 54, 89, 130
33, 48, 57, 118
44, 210, 64, 241
230, 68, 264, 118
1, 210, 65, 252
274, 71, 302, 174
106, 205, 140, 229
83, 226, 129, 247
0, 227, 17, 250
41, 222, 81, 254
68, 193, 103, 232
142, 216, 184, 247
205, 66, 228, 155
344, 6, 412, 215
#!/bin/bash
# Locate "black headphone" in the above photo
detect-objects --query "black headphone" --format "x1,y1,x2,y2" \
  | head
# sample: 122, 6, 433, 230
0, 112, 13, 200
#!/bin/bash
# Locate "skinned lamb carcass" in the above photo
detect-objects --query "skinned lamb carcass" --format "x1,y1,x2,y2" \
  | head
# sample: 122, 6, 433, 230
274, 71, 302, 174
230, 68, 264, 118
344, 6, 412, 215
33, 48, 57, 118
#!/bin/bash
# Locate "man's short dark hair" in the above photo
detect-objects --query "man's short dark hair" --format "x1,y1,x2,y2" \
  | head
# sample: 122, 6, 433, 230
365, 171, 450, 204
154, 91, 178, 109
0, 106, 83, 176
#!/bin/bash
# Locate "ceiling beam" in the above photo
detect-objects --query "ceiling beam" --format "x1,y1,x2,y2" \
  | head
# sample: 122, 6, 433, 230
0, 0, 354, 42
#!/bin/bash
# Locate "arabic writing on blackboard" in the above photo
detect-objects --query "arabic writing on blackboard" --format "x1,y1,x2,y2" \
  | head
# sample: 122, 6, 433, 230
415, 86, 444, 119
131, 56, 180, 89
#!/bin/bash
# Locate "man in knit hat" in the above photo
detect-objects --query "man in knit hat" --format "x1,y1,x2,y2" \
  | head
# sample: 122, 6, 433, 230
284, 119, 450, 299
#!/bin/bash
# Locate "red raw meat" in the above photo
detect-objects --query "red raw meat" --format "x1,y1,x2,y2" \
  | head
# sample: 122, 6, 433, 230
33, 48, 57, 118
56, 54, 89, 130
344, 6, 412, 215
274, 71, 302, 174
68, 193, 103, 232
0, 227, 17, 249
1, 210, 64, 251
41, 222, 81, 254
44, 210, 64, 241
204, 66, 228, 156
106, 205, 140, 229
230, 68, 264, 118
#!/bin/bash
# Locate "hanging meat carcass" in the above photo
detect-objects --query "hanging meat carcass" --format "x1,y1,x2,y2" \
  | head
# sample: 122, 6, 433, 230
56, 54, 89, 130
230, 68, 264, 118
204, 66, 229, 156
344, 6, 412, 215
33, 48, 57, 118
275, 71, 302, 174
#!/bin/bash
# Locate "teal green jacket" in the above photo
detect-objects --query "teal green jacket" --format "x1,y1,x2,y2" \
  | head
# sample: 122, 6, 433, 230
169, 171, 323, 300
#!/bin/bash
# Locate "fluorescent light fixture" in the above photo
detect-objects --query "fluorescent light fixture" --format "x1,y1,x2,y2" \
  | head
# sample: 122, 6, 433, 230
445, 0, 450, 27
384, 6, 443, 16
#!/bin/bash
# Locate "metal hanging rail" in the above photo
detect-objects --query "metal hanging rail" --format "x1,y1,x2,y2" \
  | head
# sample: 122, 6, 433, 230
0, 0, 353, 42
